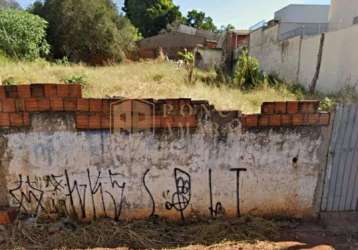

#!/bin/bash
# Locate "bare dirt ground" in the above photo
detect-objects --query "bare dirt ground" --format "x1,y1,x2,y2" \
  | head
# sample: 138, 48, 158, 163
0, 215, 357, 250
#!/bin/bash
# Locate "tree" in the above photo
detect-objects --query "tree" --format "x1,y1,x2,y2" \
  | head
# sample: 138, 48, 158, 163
185, 10, 217, 32
0, 0, 20, 10
0, 9, 49, 60
30, 0, 139, 64
123, 0, 182, 37
220, 24, 236, 32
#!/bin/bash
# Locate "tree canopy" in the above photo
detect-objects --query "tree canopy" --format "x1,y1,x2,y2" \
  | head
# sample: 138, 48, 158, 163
185, 10, 217, 32
123, 0, 182, 37
0, 9, 49, 60
30, 0, 139, 64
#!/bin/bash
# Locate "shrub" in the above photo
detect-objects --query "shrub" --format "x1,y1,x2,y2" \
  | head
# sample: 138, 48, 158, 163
62, 74, 87, 85
233, 48, 263, 90
0, 9, 50, 60
178, 49, 195, 83
30, 0, 140, 65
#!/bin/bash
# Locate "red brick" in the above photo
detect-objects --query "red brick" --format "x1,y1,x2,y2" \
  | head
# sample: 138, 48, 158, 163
161, 116, 174, 128
15, 99, 25, 112
77, 99, 89, 112
299, 101, 320, 113
292, 114, 304, 126
101, 114, 110, 129
10, 113, 24, 127
242, 115, 258, 128
3, 99, 16, 112
0, 113, 10, 127
269, 115, 281, 127
281, 114, 292, 126
89, 99, 103, 112
0, 207, 17, 224
89, 113, 101, 129
25, 98, 38, 112
261, 102, 275, 114
31, 84, 45, 97
64, 98, 77, 111
307, 113, 320, 125
258, 115, 270, 127
68, 84, 82, 97
57, 85, 69, 97
319, 113, 330, 126
0, 87, 5, 98
50, 97, 64, 111
275, 102, 287, 114
76, 114, 89, 129
17, 85, 31, 98
5, 86, 18, 98
44, 84, 58, 97
102, 100, 111, 114
184, 115, 198, 128
287, 102, 298, 114
37, 98, 50, 111
23, 112, 30, 126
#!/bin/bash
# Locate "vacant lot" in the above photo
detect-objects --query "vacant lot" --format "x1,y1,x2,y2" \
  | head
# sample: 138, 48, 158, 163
0, 59, 298, 113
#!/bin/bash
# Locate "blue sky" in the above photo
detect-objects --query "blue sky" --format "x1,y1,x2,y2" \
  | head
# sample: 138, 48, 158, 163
18, 0, 331, 29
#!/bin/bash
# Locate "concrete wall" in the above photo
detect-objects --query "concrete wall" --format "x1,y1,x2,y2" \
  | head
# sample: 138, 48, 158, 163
275, 4, 330, 24
0, 84, 331, 221
250, 20, 358, 93
249, 25, 301, 82
316, 24, 358, 92
195, 48, 222, 70
329, 0, 358, 31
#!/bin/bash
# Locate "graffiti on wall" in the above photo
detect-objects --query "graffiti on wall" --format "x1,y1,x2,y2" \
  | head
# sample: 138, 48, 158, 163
9, 167, 247, 221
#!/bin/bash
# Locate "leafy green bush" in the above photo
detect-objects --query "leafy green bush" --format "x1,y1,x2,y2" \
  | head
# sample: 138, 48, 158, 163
0, 9, 50, 60
233, 48, 263, 90
30, 0, 140, 65
62, 74, 87, 85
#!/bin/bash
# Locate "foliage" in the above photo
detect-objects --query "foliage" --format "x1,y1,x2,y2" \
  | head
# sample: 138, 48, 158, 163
319, 97, 336, 111
123, 0, 182, 37
0, 0, 20, 9
0, 9, 50, 60
220, 24, 236, 32
178, 49, 195, 83
30, 0, 140, 64
185, 10, 217, 32
233, 48, 263, 90
62, 74, 87, 85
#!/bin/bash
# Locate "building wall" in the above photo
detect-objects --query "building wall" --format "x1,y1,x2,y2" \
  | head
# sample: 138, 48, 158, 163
250, 20, 358, 93
195, 48, 222, 70
329, 0, 358, 31
0, 84, 331, 221
275, 4, 330, 24
249, 24, 301, 82
317, 24, 358, 92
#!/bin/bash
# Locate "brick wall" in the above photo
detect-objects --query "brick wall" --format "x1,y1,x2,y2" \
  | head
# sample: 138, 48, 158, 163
241, 101, 330, 128
0, 84, 330, 131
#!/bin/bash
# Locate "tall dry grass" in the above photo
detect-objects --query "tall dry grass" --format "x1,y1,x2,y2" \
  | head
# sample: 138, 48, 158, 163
0, 59, 297, 113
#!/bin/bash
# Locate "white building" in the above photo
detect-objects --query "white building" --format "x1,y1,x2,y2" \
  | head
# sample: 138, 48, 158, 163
329, 0, 358, 31
274, 4, 330, 40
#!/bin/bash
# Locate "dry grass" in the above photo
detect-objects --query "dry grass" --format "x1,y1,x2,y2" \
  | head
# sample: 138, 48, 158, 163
0, 59, 297, 113
1, 216, 282, 250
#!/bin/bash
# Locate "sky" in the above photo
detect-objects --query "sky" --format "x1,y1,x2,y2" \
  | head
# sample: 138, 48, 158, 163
18, 0, 331, 29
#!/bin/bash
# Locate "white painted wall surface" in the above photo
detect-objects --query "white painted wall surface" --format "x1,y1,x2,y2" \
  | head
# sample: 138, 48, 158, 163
329, 0, 358, 31
275, 4, 330, 24
249, 25, 301, 83
317, 24, 358, 92
4, 124, 324, 221
298, 35, 322, 89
